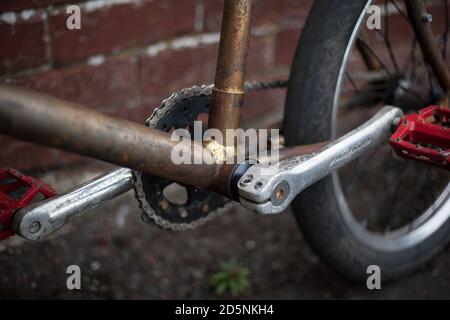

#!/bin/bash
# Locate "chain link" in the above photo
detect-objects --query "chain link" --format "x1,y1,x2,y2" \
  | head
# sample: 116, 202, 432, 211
244, 80, 288, 91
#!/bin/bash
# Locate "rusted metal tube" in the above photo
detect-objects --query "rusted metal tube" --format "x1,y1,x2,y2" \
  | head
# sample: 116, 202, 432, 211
0, 84, 228, 192
208, 0, 253, 140
405, 0, 450, 95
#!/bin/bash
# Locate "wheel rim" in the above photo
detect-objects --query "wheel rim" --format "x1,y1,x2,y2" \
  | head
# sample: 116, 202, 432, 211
331, 0, 450, 251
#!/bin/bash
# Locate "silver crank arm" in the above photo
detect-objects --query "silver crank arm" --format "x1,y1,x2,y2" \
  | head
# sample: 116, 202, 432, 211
13, 168, 133, 241
237, 106, 404, 214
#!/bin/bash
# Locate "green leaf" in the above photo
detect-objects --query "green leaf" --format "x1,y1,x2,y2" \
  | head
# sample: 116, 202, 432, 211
215, 282, 227, 295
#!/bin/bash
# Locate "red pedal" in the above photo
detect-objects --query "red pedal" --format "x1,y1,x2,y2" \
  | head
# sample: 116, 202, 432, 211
390, 105, 450, 170
0, 168, 57, 241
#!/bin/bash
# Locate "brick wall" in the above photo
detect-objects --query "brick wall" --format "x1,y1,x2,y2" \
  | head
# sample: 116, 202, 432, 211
0, 0, 313, 173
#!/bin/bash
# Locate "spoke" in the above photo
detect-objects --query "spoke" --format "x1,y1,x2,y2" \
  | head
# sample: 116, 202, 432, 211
345, 72, 360, 92
383, 161, 412, 233
340, 90, 381, 109
443, 0, 449, 60
361, 150, 397, 230
374, 27, 401, 74
390, 0, 411, 23
344, 147, 378, 193
399, 83, 427, 105
381, 1, 401, 73
407, 166, 431, 231
426, 64, 435, 101
404, 38, 418, 77
361, 151, 394, 230
356, 38, 396, 81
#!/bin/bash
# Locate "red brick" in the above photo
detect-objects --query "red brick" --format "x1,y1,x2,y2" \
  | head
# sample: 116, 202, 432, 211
0, 135, 90, 173
112, 100, 160, 124
4, 56, 138, 111
0, 14, 48, 75
253, 0, 313, 29
113, 87, 286, 129
49, 0, 196, 65
139, 44, 219, 102
242, 88, 286, 126
138, 33, 274, 103
204, 0, 313, 32
202, 0, 223, 32
0, 0, 74, 12
248, 34, 275, 75
275, 28, 301, 67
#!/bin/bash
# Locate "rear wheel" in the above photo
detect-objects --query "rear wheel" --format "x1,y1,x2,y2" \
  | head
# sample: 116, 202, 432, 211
284, 0, 450, 281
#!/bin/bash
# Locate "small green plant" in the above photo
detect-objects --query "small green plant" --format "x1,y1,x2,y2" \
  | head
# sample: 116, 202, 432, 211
211, 258, 250, 297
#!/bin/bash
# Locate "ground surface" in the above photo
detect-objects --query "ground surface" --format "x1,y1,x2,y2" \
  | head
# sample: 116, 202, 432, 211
0, 167, 449, 300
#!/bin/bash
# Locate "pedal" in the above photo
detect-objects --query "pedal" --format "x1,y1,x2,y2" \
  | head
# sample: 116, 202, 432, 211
0, 168, 57, 241
389, 105, 450, 171
237, 106, 404, 214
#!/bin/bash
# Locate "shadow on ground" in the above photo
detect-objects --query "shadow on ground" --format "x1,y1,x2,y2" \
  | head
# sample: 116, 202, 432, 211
0, 167, 449, 299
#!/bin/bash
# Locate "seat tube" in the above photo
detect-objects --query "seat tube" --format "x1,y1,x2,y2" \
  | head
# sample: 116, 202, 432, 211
208, 0, 254, 145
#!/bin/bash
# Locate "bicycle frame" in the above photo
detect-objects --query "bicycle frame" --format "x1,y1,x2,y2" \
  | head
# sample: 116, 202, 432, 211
0, 0, 449, 199
0, 0, 259, 198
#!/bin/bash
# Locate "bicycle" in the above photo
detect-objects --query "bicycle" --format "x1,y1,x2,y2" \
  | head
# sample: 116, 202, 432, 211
0, 0, 449, 282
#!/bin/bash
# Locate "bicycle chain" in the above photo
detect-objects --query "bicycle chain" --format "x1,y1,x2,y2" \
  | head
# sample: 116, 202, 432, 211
132, 80, 287, 230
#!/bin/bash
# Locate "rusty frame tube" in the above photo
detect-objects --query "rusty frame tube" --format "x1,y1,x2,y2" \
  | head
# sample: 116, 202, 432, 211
0, 84, 231, 195
208, 0, 253, 141
0, 84, 329, 199
405, 0, 450, 95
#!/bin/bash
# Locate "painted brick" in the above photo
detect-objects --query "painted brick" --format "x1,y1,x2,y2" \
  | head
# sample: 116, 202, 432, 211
139, 32, 275, 102
0, 14, 47, 75
4, 56, 138, 111
248, 34, 275, 75
0, 135, 91, 173
242, 88, 286, 125
49, 0, 196, 65
112, 100, 160, 124
0, 0, 73, 12
139, 44, 218, 102
204, 0, 313, 32
275, 28, 301, 67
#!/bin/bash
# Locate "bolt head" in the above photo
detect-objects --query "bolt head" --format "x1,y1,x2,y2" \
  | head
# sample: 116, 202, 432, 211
270, 181, 290, 206
422, 13, 433, 23
28, 221, 41, 234
239, 174, 253, 187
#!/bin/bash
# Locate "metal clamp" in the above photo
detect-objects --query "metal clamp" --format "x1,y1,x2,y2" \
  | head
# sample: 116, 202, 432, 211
237, 106, 404, 214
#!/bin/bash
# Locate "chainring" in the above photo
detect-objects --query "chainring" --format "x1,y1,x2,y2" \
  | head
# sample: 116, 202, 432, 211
132, 86, 232, 231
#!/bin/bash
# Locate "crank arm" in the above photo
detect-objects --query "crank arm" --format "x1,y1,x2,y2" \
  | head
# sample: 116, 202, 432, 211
13, 168, 133, 241
237, 106, 404, 214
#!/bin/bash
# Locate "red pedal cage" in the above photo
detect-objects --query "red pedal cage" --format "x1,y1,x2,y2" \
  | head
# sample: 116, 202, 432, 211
0, 168, 57, 241
390, 105, 450, 171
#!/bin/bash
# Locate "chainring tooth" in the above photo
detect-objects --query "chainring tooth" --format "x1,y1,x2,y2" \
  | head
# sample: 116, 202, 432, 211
132, 86, 229, 231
